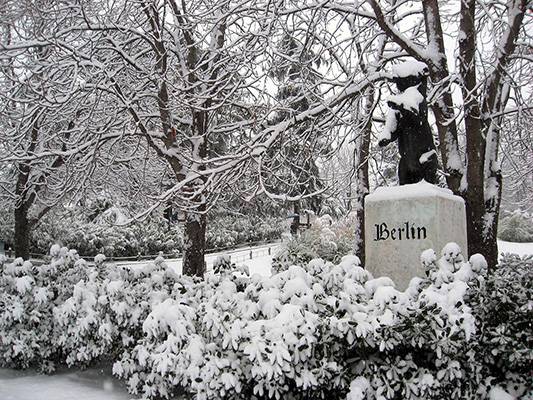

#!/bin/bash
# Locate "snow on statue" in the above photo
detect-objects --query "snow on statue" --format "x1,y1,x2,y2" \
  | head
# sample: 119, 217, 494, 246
378, 60, 438, 185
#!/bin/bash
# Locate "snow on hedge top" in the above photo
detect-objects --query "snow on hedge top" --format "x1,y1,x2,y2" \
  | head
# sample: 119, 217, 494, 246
391, 60, 428, 78
387, 86, 424, 113
366, 180, 463, 203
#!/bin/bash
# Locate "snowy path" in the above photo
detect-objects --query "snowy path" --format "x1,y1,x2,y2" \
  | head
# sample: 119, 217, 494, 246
0, 366, 133, 400
1, 241, 531, 400
497, 240, 533, 258
116, 242, 279, 277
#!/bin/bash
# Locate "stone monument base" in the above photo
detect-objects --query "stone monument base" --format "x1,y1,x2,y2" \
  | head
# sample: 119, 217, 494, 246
364, 181, 467, 290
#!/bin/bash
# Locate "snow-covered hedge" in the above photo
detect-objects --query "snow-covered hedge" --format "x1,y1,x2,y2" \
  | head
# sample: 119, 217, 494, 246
21, 213, 284, 258
30, 214, 182, 258
273, 213, 357, 273
0, 246, 92, 372
206, 215, 286, 250
498, 210, 533, 243
0, 245, 531, 399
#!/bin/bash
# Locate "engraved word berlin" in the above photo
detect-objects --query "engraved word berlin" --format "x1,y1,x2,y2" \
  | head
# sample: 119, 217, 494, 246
374, 222, 427, 241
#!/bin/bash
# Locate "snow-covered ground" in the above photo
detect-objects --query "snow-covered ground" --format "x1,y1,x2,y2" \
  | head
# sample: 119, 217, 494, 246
497, 240, 533, 259
1, 240, 531, 400
0, 365, 132, 400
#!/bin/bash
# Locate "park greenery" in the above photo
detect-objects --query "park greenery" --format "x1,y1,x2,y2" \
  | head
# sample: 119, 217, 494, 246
1, 244, 531, 399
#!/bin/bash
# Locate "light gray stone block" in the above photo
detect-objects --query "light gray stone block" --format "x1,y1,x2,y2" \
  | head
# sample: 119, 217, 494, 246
364, 181, 467, 290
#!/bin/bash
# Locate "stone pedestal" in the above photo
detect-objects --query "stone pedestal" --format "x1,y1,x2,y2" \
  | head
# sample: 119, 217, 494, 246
364, 181, 467, 290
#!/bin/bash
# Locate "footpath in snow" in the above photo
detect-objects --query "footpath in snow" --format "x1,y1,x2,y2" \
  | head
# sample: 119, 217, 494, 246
0, 366, 131, 400
0, 240, 531, 400
497, 240, 533, 259
117, 242, 279, 277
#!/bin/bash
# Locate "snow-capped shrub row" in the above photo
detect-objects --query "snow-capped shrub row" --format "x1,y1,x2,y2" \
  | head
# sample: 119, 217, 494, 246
23, 213, 285, 258
0, 245, 531, 399
206, 215, 286, 250
498, 209, 533, 243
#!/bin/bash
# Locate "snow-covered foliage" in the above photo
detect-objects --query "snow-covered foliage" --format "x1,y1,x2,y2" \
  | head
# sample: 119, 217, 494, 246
1, 245, 531, 399
206, 215, 286, 250
15, 212, 284, 258
31, 213, 183, 258
272, 213, 358, 273
467, 253, 532, 399
498, 209, 533, 243
54, 255, 186, 370
0, 246, 90, 372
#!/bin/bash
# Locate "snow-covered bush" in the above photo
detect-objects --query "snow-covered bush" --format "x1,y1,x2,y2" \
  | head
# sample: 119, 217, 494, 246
0, 245, 88, 372
32, 214, 182, 258
0, 247, 184, 371
24, 211, 283, 258
206, 215, 285, 250
1, 243, 530, 399
113, 245, 516, 400
498, 210, 533, 242
0, 256, 56, 372
466, 253, 532, 398
53, 261, 117, 367
54, 255, 186, 368
270, 237, 317, 275
272, 213, 358, 273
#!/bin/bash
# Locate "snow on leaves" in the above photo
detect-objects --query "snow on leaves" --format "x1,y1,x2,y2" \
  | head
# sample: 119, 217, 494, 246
1, 245, 531, 399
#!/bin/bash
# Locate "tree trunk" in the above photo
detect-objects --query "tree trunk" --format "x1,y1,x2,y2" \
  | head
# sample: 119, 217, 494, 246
422, 0, 464, 195
14, 203, 30, 260
182, 110, 209, 277
483, 169, 503, 266
455, 0, 487, 261
182, 210, 207, 277
290, 202, 300, 237
14, 156, 32, 260
353, 164, 369, 264
353, 89, 373, 264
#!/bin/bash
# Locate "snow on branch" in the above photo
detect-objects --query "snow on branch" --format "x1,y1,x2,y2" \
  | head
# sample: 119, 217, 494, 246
367, 0, 432, 63
126, 71, 390, 223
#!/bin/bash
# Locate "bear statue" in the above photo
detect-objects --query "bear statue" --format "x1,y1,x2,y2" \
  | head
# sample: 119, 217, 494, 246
378, 61, 438, 185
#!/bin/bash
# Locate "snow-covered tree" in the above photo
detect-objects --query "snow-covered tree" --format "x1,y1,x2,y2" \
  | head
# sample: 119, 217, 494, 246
71, 0, 392, 274
362, 0, 531, 266
4, 0, 528, 272
70, 0, 280, 275
0, 3, 124, 259
266, 32, 326, 222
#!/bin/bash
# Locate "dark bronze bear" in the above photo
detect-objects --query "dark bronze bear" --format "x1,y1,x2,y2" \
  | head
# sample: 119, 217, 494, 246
379, 65, 438, 185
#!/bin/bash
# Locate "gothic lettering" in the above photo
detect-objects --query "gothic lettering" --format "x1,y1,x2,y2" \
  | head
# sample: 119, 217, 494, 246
374, 222, 427, 241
